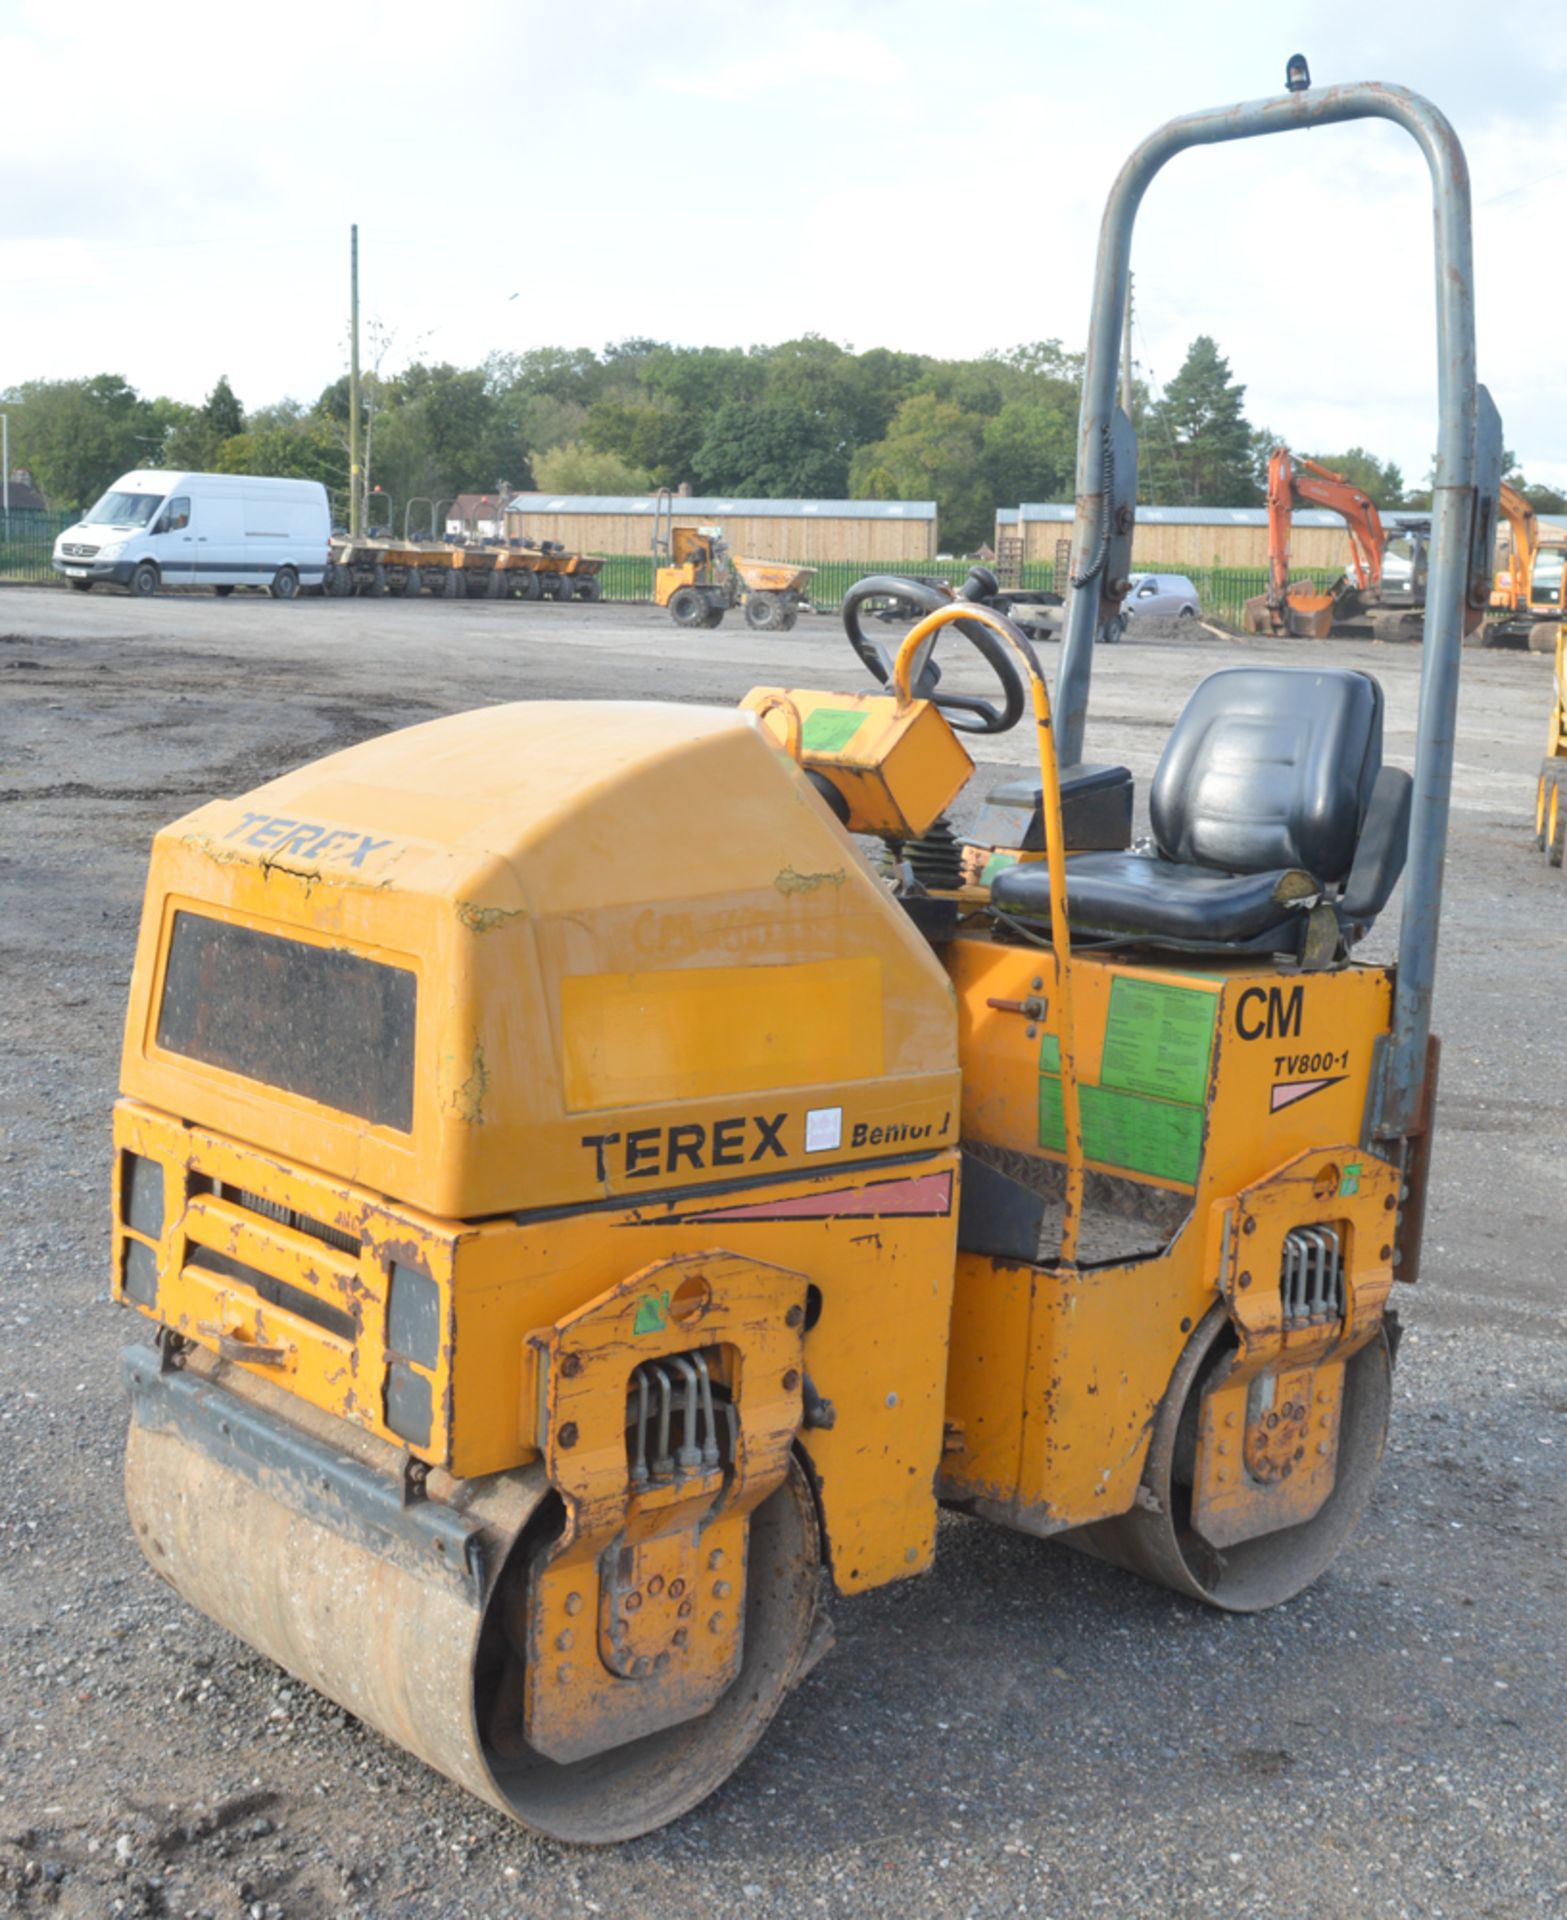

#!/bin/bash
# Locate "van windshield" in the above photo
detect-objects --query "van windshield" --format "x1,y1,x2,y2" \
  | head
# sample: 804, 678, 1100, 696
84, 490, 166, 529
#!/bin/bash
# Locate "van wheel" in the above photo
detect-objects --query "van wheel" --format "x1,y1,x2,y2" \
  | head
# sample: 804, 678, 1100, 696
1101, 613, 1124, 644
213, 585, 235, 597
1179, 605, 1196, 619
270, 567, 300, 601
129, 563, 159, 597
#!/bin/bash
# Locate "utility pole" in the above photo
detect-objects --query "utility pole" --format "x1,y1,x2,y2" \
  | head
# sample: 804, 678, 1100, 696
349, 224, 362, 539
2, 413, 9, 535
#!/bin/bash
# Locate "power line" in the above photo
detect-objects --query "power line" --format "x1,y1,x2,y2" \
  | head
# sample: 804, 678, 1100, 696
1482, 161, 1567, 207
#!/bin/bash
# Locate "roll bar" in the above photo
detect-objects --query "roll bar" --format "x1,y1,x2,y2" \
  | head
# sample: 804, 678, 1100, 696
1056, 79, 1501, 1142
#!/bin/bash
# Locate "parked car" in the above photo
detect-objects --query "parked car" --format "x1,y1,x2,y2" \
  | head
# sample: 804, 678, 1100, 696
53, 470, 329, 598
1122, 572, 1201, 622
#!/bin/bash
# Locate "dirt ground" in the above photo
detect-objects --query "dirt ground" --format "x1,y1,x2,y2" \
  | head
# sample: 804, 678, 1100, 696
2, 588, 1564, 1919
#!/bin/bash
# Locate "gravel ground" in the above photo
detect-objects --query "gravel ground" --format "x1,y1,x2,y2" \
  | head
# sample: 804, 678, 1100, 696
1, 588, 1564, 1919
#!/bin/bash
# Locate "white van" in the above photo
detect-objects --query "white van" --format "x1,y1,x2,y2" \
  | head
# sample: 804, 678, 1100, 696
53, 471, 330, 599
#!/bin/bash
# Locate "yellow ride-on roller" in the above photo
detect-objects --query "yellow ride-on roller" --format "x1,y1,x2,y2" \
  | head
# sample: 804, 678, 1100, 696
115, 75, 1498, 1843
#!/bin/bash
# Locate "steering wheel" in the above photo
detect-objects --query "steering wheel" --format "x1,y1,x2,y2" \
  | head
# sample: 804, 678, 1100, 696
841, 572, 1027, 735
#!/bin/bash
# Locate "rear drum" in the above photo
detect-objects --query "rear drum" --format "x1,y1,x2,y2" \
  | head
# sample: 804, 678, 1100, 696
1066, 1305, 1392, 1613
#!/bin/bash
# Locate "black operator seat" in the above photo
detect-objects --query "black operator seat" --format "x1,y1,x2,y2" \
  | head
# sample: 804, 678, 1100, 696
988, 666, 1413, 956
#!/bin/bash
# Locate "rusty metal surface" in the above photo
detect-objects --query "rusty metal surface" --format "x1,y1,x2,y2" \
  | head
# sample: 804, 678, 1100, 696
1193, 1356, 1346, 1549
522, 1250, 805, 1765
123, 1331, 829, 1843
1065, 1306, 1391, 1612
123, 1359, 545, 1825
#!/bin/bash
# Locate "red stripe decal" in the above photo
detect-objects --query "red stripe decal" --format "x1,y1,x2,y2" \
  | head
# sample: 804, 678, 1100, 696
1270, 1076, 1346, 1112
660, 1169, 954, 1225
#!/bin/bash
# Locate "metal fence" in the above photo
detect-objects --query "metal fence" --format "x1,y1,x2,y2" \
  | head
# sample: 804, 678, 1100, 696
1, 519, 1346, 629
0, 510, 75, 582
598, 554, 1344, 628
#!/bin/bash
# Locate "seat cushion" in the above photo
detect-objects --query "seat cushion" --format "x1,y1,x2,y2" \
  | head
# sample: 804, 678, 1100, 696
989, 851, 1318, 946
1150, 667, 1382, 883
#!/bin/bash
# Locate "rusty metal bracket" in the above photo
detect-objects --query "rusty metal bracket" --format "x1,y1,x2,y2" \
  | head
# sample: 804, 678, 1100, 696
521, 1250, 807, 1764
1196, 1145, 1401, 1548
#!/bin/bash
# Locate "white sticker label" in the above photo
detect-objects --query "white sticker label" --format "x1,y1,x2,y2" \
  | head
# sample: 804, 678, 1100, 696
804, 1107, 842, 1154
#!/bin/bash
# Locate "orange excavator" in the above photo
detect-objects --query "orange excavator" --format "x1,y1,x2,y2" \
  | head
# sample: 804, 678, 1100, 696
1244, 445, 1417, 639
1487, 479, 1564, 650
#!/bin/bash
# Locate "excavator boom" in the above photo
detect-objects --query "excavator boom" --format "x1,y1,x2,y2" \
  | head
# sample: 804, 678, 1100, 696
1247, 445, 1388, 638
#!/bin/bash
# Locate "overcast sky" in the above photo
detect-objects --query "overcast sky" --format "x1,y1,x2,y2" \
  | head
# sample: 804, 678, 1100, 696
5, 0, 1566, 491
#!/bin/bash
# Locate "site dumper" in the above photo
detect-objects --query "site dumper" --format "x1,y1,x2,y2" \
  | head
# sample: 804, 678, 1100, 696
1536, 624, 1567, 865
114, 75, 1498, 1842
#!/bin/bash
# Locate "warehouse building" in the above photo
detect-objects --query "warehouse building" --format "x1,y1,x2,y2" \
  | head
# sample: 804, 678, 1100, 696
995, 501, 1567, 578
504, 494, 938, 563
993, 502, 1438, 573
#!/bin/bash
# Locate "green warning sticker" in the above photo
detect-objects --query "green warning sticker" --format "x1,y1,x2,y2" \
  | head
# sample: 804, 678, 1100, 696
1098, 977, 1218, 1107
801, 708, 867, 753
1339, 1162, 1362, 1197
1038, 1031, 1061, 1074
981, 850, 1021, 885
1038, 1079, 1204, 1186
633, 1289, 671, 1335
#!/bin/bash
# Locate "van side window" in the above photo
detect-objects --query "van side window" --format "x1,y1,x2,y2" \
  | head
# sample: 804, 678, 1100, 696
164, 498, 191, 533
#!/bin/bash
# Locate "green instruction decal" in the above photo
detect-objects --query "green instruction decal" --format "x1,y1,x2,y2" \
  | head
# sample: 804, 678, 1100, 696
981, 850, 1021, 885
1038, 1079, 1204, 1186
1098, 977, 1218, 1106
1037, 978, 1215, 1186
801, 709, 867, 754
1338, 1162, 1362, 1197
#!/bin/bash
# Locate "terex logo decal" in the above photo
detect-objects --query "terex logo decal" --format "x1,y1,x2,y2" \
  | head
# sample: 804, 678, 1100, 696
1235, 984, 1304, 1042
581, 1114, 787, 1181
583, 1108, 956, 1184
223, 810, 393, 869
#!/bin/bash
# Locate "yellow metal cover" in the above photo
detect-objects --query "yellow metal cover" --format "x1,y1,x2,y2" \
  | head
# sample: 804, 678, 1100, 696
742, 687, 973, 839
119, 702, 959, 1220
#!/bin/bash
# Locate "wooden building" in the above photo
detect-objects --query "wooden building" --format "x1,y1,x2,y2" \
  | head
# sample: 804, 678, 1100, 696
503, 493, 938, 562
997, 502, 1567, 576
997, 503, 1407, 572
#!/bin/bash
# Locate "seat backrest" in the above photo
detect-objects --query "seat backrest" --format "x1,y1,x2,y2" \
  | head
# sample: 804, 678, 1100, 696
1150, 667, 1383, 882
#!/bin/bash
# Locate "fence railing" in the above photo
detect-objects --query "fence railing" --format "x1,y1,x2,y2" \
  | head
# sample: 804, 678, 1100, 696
2, 521, 1348, 629
0, 510, 76, 582
600, 554, 1345, 627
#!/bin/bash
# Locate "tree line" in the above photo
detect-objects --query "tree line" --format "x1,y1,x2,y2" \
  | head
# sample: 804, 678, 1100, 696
5, 337, 1562, 550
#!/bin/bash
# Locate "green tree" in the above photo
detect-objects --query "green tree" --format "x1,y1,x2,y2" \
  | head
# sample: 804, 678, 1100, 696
1144, 336, 1258, 506
531, 441, 651, 494
216, 422, 345, 493
0, 374, 159, 510
1302, 446, 1405, 507
160, 375, 247, 472
851, 394, 990, 549
982, 397, 1077, 508
583, 397, 691, 485
204, 375, 244, 442
693, 397, 848, 497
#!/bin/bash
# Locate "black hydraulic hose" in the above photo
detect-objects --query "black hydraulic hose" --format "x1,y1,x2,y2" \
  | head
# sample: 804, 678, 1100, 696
1069, 423, 1115, 589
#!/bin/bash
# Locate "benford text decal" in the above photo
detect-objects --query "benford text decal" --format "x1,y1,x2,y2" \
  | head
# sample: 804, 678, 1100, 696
581, 1108, 952, 1180
223, 811, 393, 868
